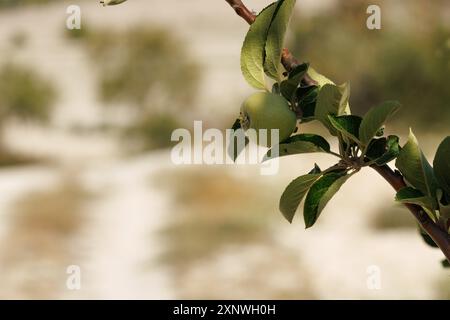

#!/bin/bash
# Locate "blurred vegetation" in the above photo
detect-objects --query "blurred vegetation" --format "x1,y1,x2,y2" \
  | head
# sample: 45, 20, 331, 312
0, 178, 87, 298
0, 151, 44, 167
0, 64, 55, 123
0, 0, 57, 9
12, 179, 86, 237
85, 27, 199, 110
0, 63, 56, 165
370, 204, 416, 230
156, 168, 317, 299
290, 0, 450, 131
68, 25, 201, 151
65, 25, 89, 40
157, 168, 275, 268
124, 113, 183, 150
9, 31, 28, 49
435, 275, 450, 299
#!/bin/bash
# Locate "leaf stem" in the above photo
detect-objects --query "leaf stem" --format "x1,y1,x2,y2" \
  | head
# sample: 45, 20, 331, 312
328, 151, 344, 159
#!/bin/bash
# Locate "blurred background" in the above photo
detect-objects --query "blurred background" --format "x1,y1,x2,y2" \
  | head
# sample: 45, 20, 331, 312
0, 0, 448, 299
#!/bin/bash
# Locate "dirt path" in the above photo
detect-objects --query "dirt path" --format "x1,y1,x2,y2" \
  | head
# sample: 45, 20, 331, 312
0, 166, 59, 239
67, 152, 174, 299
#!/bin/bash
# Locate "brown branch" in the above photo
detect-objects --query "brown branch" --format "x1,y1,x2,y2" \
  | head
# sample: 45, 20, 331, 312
371, 165, 450, 262
225, 0, 255, 24
225, 0, 450, 263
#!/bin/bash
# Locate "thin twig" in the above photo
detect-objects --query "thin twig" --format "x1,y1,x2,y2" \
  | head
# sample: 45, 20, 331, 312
371, 164, 450, 262
328, 151, 344, 159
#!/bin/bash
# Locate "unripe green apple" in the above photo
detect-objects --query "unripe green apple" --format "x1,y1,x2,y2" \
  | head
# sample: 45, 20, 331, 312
240, 92, 297, 147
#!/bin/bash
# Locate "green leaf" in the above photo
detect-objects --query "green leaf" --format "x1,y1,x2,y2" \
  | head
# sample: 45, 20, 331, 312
359, 101, 401, 146
295, 85, 318, 121
279, 63, 309, 100
366, 135, 400, 165
315, 83, 351, 134
279, 172, 322, 223
288, 62, 309, 80
263, 133, 330, 161
308, 163, 322, 174
264, 0, 297, 81
395, 187, 434, 210
304, 171, 353, 228
396, 130, 437, 205
272, 82, 281, 94
227, 119, 249, 161
433, 136, 450, 196
240, 3, 278, 89
327, 115, 362, 145
337, 82, 351, 116
308, 67, 334, 87
442, 259, 450, 268
294, 84, 317, 100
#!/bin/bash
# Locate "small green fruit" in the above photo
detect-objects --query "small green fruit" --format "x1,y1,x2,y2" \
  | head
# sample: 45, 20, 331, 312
240, 92, 297, 146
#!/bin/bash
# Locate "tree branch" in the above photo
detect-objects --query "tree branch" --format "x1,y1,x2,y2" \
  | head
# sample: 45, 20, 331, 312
371, 164, 450, 262
225, 0, 450, 263
225, 0, 255, 24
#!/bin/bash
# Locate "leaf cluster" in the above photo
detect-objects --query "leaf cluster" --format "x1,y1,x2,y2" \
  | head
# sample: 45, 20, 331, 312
228, 1, 449, 266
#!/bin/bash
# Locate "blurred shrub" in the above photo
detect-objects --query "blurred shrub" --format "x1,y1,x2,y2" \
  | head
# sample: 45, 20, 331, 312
65, 25, 89, 41
157, 168, 317, 299
158, 168, 275, 268
0, 63, 56, 123
435, 276, 450, 299
9, 31, 28, 49
124, 113, 182, 150
84, 26, 200, 113
370, 205, 416, 230
0, 63, 55, 165
12, 180, 86, 237
78, 25, 200, 150
0, 0, 57, 9
0, 178, 87, 298
0, 151, 43, 167
290, 0, 450, 131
